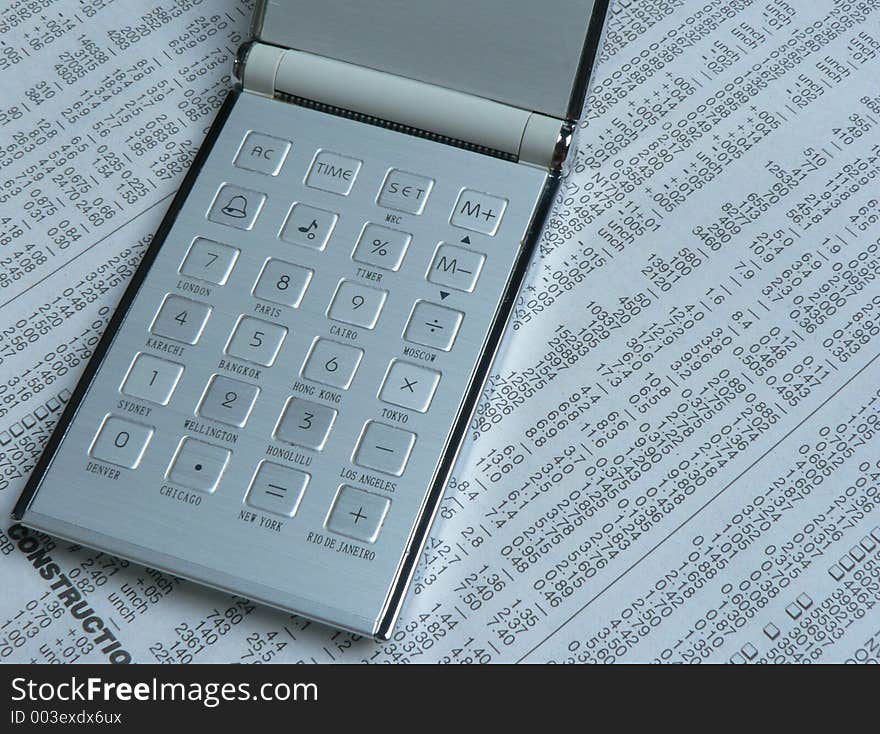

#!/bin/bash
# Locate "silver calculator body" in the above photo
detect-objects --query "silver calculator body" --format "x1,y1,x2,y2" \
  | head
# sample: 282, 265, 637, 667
14, 0, 609, 639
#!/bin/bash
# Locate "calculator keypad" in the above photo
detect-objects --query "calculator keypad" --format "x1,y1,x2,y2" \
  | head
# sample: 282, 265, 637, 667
151, 295, 212, 344
226, 316, 287, 366
48, 94, 544, 628
89, 127, 512, 539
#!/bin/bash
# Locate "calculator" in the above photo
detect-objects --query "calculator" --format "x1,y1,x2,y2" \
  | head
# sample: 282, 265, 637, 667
14, 0, 609, 638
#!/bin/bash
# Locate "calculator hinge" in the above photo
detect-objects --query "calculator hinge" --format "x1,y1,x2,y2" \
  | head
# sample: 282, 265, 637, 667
235, 42, 573, 170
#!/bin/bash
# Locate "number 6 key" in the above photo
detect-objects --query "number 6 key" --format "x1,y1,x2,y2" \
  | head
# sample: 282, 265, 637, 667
301, 338, 363, 389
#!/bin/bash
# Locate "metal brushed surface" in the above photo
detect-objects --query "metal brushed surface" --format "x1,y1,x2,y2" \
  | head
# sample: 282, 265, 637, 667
253, 0, 603, 119
20, 91, 549, 638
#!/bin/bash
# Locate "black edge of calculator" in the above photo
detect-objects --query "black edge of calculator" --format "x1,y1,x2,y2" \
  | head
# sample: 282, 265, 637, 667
567, 0, 610, 119
12, 91, 240, 523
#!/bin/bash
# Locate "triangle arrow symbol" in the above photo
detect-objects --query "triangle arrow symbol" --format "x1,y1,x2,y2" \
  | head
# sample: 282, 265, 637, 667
461, 236, 470, 244
440, 291, 450, 300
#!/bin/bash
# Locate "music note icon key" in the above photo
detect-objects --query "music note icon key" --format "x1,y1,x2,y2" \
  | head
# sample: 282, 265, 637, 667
280, 202, 339, 251
299, 219, 318, 237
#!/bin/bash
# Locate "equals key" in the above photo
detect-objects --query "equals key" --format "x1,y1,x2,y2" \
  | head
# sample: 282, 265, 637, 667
247, 462, 309, 517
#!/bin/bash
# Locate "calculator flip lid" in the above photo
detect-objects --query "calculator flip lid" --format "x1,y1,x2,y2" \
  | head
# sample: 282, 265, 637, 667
252, 0, 609, 121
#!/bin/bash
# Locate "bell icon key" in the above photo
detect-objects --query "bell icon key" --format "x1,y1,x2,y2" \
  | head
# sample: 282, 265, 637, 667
208, 184, 266, 231
222, 195, 248, 219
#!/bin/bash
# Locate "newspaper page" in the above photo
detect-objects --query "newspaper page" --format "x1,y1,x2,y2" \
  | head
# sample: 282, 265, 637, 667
1, 0, 879, 663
